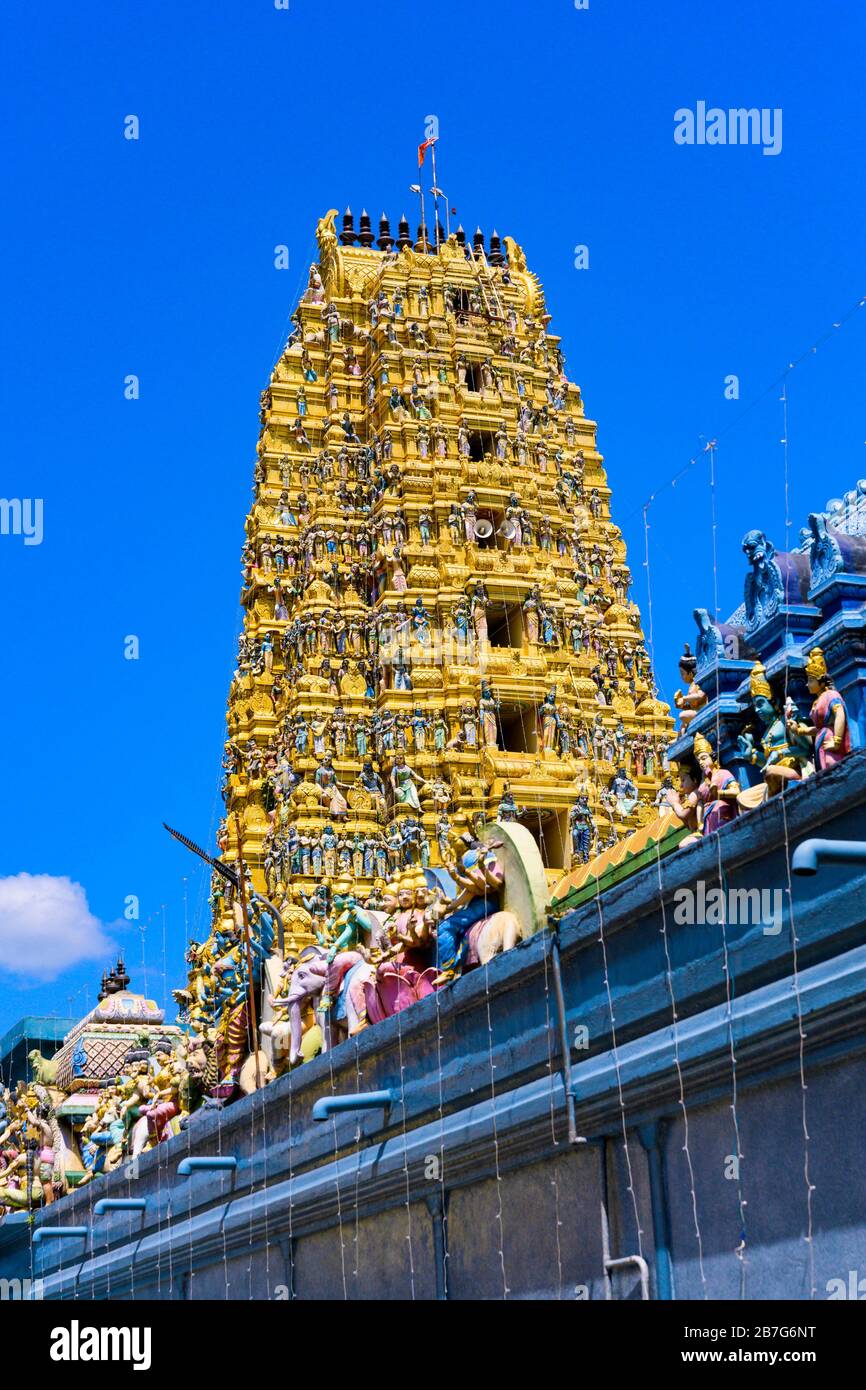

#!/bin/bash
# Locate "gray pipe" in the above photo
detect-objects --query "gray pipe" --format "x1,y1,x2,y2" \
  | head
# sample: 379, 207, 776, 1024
93, 1197, 147, 1215
177, 1155, 237, 1176
550, 932, 583, 1146
792, 838, 866, 876
32, 1226, 88, 1244
311, 1089, 395, 1122
638, 1121, 675, 1300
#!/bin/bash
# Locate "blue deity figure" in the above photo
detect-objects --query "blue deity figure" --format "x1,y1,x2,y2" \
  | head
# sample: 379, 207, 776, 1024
411, 707, 429, 751
569, 796, 594, 863
294, 714, 310, 755
411, 596, 432, 643
393, 651, 412, 691
496, 783, 524, 823
737, 661, 814, 792
375, 837, 389, 879
541, 607, 559, 646
363, 837, 377, 876
302, 883, 330, 926
610, 769, 639, 819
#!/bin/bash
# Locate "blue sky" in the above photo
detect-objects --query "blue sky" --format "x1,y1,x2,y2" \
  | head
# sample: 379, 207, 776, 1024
1, 0, 864, 1035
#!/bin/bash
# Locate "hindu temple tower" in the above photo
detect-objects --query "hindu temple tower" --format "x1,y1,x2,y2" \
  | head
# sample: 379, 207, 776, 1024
218, 207, 672, 945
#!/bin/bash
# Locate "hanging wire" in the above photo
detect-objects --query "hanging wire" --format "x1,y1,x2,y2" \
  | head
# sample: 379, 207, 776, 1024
643, 501, 709, 1296
504, 657, 572, 1298
626, 291, 866, 525
268, 233, 319, 373
351, 1034, 364, 1288
654, 840, 708, 1296
703, 430, 749, 1294
431, 960, 450, 1298
539, 915, 566, 1299
482, 956, 509, 1299
778, 373, 817, 1299
592, 878, 644, 1259
393, 968, 417, 1300
324, 1020, 350, 1300
284, 1049, 296, 1300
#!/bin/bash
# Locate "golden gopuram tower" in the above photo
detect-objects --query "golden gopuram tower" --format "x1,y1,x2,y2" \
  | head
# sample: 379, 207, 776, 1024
217, 207, 673, 949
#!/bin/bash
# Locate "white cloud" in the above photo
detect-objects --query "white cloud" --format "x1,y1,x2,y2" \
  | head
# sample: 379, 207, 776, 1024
0, 874, 115, 981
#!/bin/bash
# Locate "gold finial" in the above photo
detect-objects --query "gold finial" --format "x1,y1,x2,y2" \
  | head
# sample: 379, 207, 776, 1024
804, 646, 828, 683
749, 661, 772, 700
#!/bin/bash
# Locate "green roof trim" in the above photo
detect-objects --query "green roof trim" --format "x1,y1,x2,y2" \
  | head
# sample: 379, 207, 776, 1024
550, 822, 689, 913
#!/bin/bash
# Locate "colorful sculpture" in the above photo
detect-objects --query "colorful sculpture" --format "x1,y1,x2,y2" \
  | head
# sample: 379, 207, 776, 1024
673, 644, 707, 732
691, 732, 742, 838
795, 646, 851, 770
568, 795, 595, 864
737, 661, 813, 793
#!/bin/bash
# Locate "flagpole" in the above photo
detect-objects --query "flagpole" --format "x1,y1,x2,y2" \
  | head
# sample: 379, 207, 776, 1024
430, 139, 441, 248
410, 181, 427, 249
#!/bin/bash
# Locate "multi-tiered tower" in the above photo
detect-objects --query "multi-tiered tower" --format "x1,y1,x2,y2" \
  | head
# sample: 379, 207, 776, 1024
218, 208, 672, 949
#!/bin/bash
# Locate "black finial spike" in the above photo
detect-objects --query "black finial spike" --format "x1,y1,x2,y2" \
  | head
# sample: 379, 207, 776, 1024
455, 224, 466, 246
489, 229, 504, 265
415, 223, 431, 253
340, 207, 357, 246
473, 227, 485, 253
377, 212, 393, 251
358, 209, 374, 247
396, 214, 412, 251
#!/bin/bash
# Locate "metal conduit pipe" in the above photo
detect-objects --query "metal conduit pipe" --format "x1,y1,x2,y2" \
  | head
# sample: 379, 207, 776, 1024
606, 1254, 651, 1300
32, 1227, 89, 1245
311, 1089, 395, 1122
177, 1155, 237, 1177
791, 837, 866, 875
550, 930, 584, 1146
425, 1192, 449, 1301
638, 1121, 675, 1300
599, 1136, 650, 1301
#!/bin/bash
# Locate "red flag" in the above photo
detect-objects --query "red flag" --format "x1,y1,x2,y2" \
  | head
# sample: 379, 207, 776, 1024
418, 138, 435, 167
